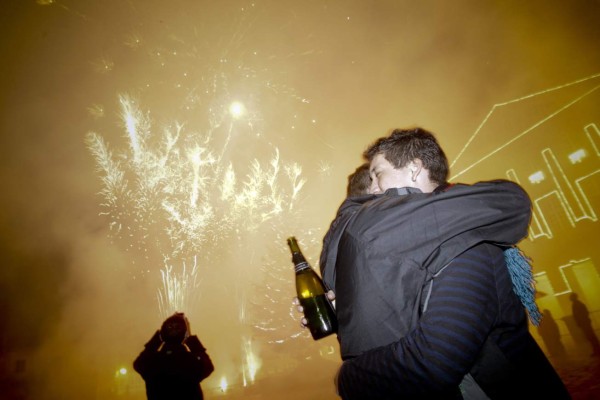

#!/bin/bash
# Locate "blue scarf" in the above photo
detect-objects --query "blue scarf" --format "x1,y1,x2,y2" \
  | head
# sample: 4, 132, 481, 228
504, 247, 541, 326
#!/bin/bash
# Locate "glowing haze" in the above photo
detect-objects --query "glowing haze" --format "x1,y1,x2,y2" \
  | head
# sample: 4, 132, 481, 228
0, 1, 599, 399
86, 94, 305, 316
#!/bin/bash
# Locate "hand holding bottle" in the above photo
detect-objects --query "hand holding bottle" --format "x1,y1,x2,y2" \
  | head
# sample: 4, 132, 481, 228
287, 236, 338, 340
293, 290, 336, 328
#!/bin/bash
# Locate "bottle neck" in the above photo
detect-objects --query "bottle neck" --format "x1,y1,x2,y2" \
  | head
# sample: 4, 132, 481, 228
288, 237, 311, 273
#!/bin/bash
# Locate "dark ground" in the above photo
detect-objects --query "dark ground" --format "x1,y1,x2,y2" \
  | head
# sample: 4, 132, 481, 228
554, 352, 600, 400
1, 339, 599, 399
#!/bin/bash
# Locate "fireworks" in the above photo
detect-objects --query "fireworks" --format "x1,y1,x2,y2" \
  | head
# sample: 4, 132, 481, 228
84, 5, 331, 387
157, 256, 200, 317
86, 94, 306, 316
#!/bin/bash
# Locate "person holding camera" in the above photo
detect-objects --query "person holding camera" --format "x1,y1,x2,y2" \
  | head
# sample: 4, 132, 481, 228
134, 312, 215, 400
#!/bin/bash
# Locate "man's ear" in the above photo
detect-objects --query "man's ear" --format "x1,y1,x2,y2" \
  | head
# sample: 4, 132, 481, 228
409, 159, 423, 182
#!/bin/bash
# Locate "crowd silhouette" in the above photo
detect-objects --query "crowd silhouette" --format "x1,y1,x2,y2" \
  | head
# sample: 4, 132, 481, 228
537, 309, 567, 359
536, 293, 600, 360
569, 293, 600, 357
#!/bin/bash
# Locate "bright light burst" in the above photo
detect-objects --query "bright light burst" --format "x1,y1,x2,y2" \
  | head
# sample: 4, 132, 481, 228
85, 3, 330, 386
219, 376, 228, 393
229, 101, 245, 118
86, 95, 306, 318
242, 336, 260, 385
157, 256, 200, 317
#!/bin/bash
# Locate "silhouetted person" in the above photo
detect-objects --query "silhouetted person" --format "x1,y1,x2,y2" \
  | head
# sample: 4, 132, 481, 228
134, 312, 215, 400
569, 293, 600, 357
538, 309, 567, 359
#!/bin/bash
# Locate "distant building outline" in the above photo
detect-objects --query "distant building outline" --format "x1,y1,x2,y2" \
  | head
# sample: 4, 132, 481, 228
450, 72, 600, 180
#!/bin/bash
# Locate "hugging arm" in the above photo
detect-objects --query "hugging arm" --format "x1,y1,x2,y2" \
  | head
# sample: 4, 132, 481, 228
337, 244, 504, 399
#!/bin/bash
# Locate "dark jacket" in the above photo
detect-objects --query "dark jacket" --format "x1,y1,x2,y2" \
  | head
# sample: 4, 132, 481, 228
326, 179, 570, 399
329, 180, 532, 359
134, 331, 214, 400
319, 193, 376, 292
337, 242, 570, 399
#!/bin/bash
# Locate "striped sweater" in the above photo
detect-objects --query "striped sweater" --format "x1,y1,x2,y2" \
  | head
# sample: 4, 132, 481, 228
337, 243, 570, 399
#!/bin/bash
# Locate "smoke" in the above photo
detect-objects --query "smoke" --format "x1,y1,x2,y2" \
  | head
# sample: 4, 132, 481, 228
1, 1, 599, 399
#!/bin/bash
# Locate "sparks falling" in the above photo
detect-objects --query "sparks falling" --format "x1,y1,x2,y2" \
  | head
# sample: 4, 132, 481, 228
86, 95, 306, 317
84, 6, 329, 388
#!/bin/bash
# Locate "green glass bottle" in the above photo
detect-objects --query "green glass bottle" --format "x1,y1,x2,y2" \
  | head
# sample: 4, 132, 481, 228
287, 236, 337, 340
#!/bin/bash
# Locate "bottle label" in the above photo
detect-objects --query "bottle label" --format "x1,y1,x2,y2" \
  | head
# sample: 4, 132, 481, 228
294, 261, 310, 273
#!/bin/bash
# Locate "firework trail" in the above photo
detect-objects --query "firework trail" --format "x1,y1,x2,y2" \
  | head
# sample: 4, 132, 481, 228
87, 94, 306, 316
85, 4, 332, 386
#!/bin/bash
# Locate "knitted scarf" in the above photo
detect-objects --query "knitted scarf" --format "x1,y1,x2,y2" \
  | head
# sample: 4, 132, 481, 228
504, 247, 542, 326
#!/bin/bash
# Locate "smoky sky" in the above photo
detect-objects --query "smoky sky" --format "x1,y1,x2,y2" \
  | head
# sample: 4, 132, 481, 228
1, 1, 599, 399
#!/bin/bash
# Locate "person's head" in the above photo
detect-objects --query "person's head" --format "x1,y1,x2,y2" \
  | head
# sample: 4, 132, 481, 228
347, 163, 372, 197
363, 127, 449, 194
160, 312, 190, 344
569, 293, 579, 302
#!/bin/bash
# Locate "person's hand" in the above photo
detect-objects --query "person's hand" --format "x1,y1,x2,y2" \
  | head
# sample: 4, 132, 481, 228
293, 290, 336, 328
292, 296, 309, 327
184, 335, 205, 353
145, 330, 162, 350
327, 290, 336, 303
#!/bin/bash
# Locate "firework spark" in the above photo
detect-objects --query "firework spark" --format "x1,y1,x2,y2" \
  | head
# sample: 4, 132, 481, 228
86, 95, 306, 317
85, 7, 329, 388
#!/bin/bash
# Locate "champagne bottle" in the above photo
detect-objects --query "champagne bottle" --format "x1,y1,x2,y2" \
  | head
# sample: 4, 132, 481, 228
287, 236, 337, 340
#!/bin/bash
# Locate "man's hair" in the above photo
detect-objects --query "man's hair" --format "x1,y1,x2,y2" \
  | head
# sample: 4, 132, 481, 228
347, 163, 371, 197
363, 127, 449, 185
